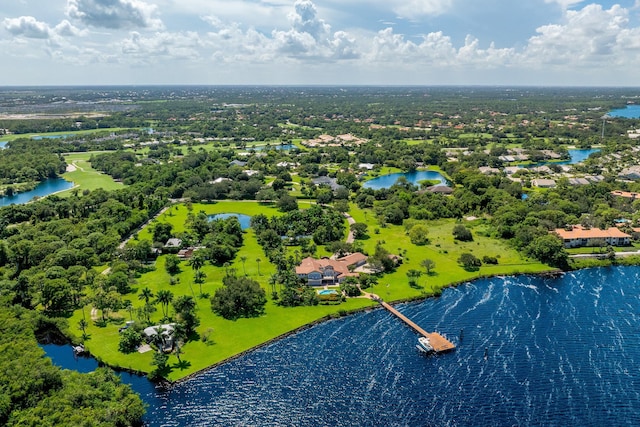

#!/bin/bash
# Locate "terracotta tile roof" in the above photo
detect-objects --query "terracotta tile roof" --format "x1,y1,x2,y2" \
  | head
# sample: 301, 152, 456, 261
611, 190, 640, 199
295, 253, 366, 277
553, 225, 631, 240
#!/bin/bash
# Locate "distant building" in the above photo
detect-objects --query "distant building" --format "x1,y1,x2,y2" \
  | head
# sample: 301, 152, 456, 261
568, 178, 590, 186
209, 177, 232, 184
425, 185, 454, 195
478, 166, 500, 175
619, 166, 640, 180
531, 179, 556, 188
229, 160, 247, 167
358, 163, 375, 170
164, 238, 182, 249
311, 176, 344, 191
553, 225, 631, 248
611, 190, 640, 199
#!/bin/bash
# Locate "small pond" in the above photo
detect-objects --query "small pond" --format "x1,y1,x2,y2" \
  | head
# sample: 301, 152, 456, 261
608, 105, 640, 118
251, 144, 296, 151
32, 134, 75, 140
363, 170, 447, 190
0, 141, 7, 149
0, 178, 74, 207
207, 213, 252, 230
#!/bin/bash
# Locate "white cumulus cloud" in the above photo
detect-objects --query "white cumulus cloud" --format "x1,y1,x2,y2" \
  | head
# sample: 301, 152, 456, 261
523, 4, 637, 66
66, 0, 163, 30
3, 16, 52, 39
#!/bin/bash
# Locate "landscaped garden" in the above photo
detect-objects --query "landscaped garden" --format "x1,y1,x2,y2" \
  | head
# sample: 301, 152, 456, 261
68, 200, 551, 382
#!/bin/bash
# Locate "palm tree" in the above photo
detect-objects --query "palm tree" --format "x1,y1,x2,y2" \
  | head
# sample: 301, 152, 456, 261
78, 318, 89, 340
256, 257, 262, 276
138, 287, 154, 305
240, 256, 247, 275
123, 299, 133, 321
194, 270, 207, 296
156, 289, 174, 319
188, 251, 205, 272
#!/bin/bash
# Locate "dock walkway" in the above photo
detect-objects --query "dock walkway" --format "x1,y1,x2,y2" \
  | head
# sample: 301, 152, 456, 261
369, 293, 455, 353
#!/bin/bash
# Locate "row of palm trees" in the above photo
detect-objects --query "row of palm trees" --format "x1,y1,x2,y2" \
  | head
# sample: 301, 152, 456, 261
138, 287, 173, 319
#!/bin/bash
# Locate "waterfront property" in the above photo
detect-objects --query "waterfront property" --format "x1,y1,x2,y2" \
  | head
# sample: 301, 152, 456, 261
553, 225, 631, 248
296, 253, 367, 286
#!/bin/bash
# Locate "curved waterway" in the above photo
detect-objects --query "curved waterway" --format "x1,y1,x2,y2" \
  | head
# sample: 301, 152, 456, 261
0, 178, 73, 206
44, 267, 640, 425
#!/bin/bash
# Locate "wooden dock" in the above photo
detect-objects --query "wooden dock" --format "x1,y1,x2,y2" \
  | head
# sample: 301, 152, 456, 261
379, 300, 455, 353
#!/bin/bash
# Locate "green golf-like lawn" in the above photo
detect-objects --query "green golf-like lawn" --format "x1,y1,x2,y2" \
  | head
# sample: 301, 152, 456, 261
61, 152, 124, 194
70, 201, 551, 382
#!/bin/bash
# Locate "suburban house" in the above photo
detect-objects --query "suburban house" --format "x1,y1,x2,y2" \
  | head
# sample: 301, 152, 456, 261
611, 190, 640, 199
532, 178, 557, 188
311, 176, 344, 191
553, 225, 631, 248
425, 184, 454, 195
618, 166, 640, 180
143, 323, 176, 352
164, 238, 182, 253
296, 253, 367, 286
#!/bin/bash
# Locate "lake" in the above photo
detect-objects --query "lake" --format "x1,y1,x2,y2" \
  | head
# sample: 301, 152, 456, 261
363, 170, 447, 190
208, 213, 252, 229
0, 178, 74, 206
518, 148, 600, 169
43, 266, 640, 426
608, 105, 640, 118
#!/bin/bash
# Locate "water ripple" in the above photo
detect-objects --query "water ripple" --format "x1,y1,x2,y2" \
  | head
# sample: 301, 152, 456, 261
135, 266, 640, 426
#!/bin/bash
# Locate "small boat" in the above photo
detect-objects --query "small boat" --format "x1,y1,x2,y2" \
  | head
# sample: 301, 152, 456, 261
73, 344, 85, 355
416, 336, 433, 353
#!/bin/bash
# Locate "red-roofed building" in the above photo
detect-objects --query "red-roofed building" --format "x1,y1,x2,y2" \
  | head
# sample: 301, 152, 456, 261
553, 225, 631, 248
296, 253, 367, 286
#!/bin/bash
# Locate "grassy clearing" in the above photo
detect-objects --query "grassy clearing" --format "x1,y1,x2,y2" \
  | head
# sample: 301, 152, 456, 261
347, 204, 552, 301
73, 200, 552, 381
0, 128, 133, 143
61, 152, 124, 194
72, 201, 371, 381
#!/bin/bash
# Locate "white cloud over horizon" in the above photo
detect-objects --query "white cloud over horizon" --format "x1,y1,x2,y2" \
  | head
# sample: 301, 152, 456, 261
1, 0, 640, 85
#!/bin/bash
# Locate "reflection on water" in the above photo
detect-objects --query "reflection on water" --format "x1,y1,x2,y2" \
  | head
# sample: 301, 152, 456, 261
0, 178, 73, 206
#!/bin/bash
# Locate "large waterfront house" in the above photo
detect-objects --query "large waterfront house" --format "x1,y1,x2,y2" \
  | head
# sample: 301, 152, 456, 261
553, 225, 631, 248
296, 253, 367, 286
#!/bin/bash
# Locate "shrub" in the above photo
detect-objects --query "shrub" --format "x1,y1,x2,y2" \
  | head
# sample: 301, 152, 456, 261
118, 328, 142, 354
453, 224, 473, 242
458, 253, 482, 270
408, 224, 430, 246
482, 255, 498, 265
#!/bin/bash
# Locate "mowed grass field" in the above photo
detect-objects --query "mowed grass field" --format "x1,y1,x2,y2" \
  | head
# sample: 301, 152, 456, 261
346, 204, 552, 301
0, 128, 133, 143
61, 152, 124, 194
71, 201, 552, 381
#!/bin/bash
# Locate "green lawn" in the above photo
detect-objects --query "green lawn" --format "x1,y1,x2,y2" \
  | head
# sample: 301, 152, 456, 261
0, 128, 134, 143
61, 152, 124, 195
347, 204, 552, 301
72, 201, 371, 381
71, 201, 552, 382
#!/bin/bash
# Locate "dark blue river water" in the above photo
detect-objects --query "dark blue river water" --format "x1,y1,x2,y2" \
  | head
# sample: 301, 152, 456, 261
44, 267, 640, 426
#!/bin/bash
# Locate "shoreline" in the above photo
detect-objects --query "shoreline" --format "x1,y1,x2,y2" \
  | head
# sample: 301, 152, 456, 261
163, 267, 563, 386
48, 266, 574, 386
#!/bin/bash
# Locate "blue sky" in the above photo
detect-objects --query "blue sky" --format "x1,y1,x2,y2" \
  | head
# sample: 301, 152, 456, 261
1, 0, 640, 85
